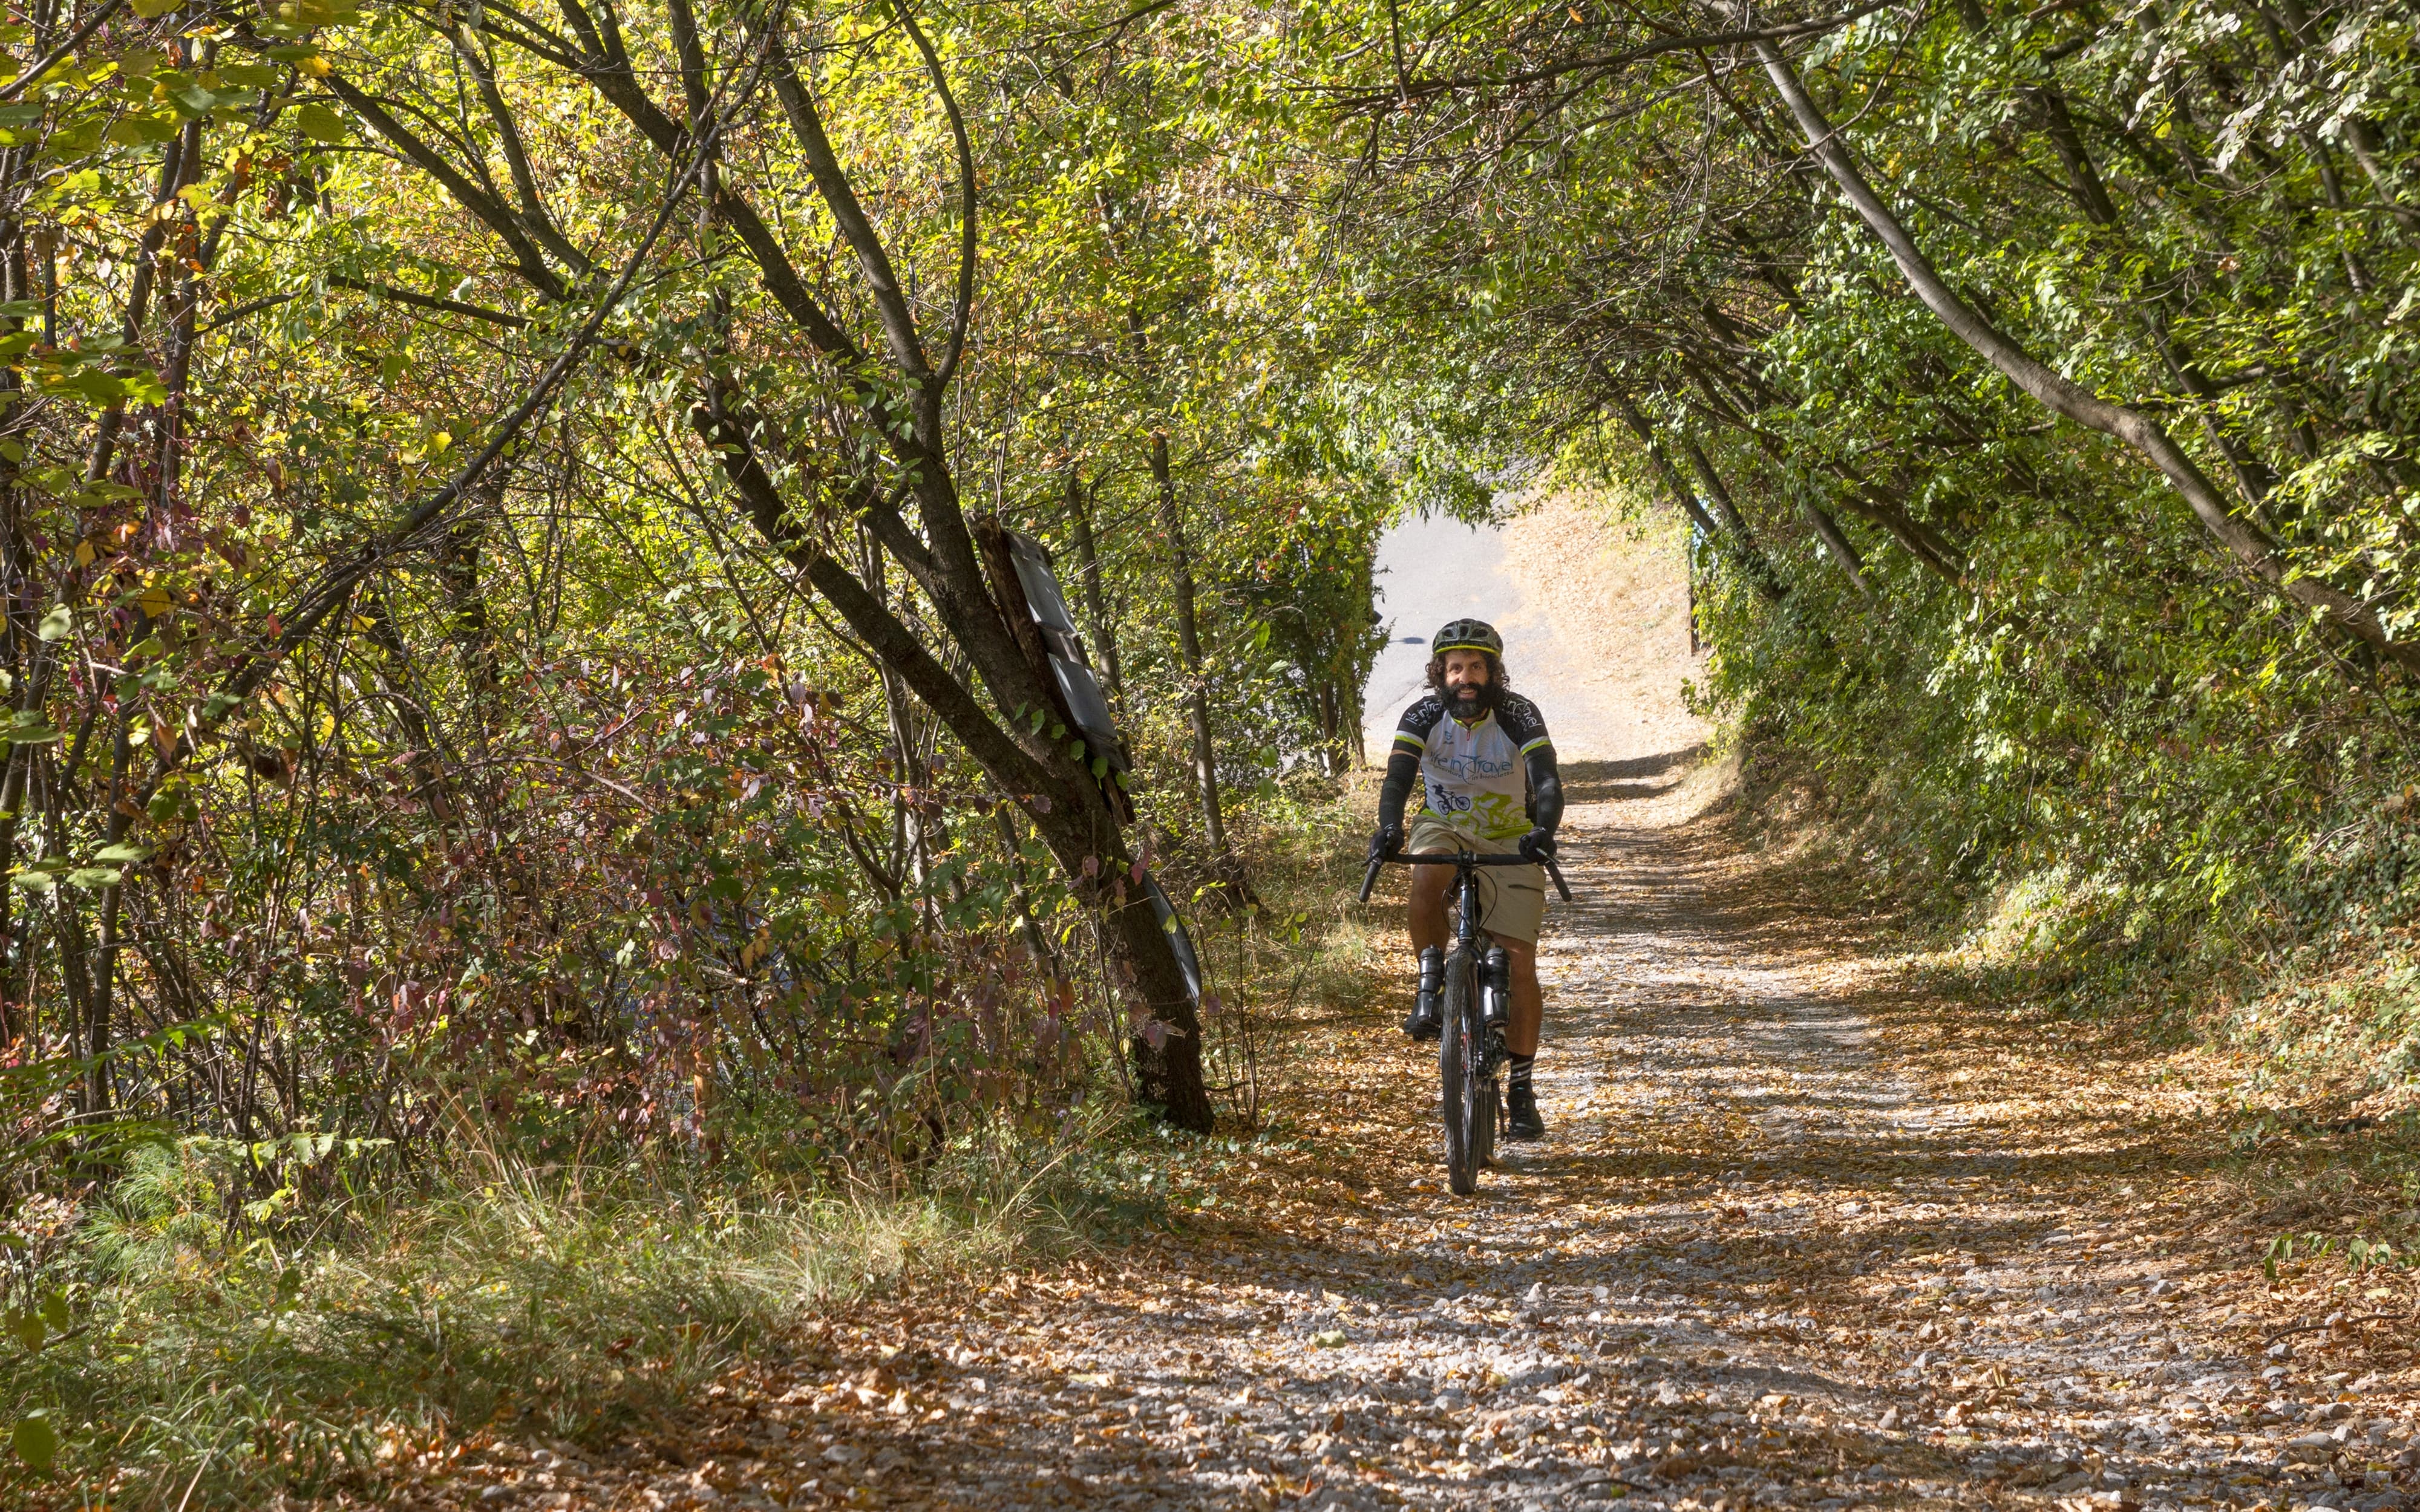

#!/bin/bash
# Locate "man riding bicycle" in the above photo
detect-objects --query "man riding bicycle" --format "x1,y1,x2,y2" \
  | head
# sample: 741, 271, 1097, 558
1368, 619, 1564, 1140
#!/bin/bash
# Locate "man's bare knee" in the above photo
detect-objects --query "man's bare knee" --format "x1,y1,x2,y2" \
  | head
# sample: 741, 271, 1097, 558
1487, 932, 1537, 966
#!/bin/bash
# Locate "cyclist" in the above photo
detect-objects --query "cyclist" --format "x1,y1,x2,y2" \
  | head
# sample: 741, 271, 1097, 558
1367, 618, 1564, 1140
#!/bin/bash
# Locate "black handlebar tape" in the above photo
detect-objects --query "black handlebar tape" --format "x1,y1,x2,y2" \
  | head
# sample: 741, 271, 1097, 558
1357, 855, 1385, 904
1545, 858, 1573, 902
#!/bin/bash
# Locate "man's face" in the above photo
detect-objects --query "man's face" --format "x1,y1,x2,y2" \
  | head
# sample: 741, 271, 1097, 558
1443, 650, 1494, 717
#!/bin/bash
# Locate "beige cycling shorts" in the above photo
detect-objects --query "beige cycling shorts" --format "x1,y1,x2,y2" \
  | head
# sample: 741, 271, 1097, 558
1407, 812, 1548, 945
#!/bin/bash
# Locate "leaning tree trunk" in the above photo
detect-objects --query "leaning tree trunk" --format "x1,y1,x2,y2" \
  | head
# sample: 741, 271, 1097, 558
690, 397, 1215, 1130
1606, 390, 1787, 603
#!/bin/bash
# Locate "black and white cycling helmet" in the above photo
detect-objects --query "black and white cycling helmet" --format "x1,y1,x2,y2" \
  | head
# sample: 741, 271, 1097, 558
1431, 618, 1503, 656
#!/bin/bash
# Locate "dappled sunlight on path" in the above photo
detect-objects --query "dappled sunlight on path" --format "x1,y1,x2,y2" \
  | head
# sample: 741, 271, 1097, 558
408, 762, 2417, 1511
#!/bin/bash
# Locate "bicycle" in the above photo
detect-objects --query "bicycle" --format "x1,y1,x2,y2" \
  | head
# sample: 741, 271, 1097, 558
1359, 846, 1574, 1195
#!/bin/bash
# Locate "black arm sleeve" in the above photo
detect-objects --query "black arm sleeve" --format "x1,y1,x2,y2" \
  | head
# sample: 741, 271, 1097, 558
1376, 750, 1419, 831
1524, 747, 1563, 834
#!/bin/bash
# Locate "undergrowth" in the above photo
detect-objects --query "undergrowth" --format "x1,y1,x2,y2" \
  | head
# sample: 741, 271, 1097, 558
0, 771, 1378, 1508
0, 1127, 1101, 1509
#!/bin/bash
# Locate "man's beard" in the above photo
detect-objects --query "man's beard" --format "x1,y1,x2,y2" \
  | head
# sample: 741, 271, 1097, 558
1446, 680, 1500, 717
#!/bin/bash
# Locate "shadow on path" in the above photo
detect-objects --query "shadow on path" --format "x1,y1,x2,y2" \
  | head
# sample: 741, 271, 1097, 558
569, 774, 2410, 1512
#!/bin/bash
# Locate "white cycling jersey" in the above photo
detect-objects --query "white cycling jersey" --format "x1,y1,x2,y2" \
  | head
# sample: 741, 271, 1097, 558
1389, 692, 1555, 843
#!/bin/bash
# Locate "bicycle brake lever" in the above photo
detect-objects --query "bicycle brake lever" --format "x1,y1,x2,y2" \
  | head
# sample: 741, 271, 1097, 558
1357, 854, 1385, 904
1545, 857, 1573, 903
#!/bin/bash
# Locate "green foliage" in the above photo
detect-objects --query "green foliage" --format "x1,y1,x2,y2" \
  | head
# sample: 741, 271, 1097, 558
1257, 0, 2420, 1090
0, 0, 1409, 1169
0, 0, 1413, 1490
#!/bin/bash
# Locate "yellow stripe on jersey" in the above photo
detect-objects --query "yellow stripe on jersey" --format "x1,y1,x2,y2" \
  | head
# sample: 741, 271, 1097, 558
1518, 735, 1552, 757
1393, 732, 1425, 751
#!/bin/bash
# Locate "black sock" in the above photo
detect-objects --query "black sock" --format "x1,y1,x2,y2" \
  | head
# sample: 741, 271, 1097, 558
1509, 1054, 1535, 1092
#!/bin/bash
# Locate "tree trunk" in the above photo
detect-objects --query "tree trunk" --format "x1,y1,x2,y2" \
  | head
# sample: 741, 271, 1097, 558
1147, 431, 1251, 901
1606, 391, 1788, 602
992, 804, 1062, 981
1828, 474, 1967, 584
87, 112, 208, 1115
690, 399, 1216, 1130
1064, 466, 1127, 712
439, 506, 500, 699
0, 159, 30, 1045
1797, 498, 1874, 599
358, 590, 461, 826
1315, 682, 1341, 775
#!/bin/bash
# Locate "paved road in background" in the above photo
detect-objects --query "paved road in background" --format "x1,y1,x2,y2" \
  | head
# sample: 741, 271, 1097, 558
1363, 509, 1671, 765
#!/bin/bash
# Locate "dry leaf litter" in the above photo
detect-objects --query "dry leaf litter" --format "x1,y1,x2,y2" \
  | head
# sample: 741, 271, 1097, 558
381, 752, 2417, 1512
390, 503, 2415, 1510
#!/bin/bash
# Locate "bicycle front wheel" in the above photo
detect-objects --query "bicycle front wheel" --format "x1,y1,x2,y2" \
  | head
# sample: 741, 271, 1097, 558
1439, 950, 1483, 1195
1476, 1067, 1500, 1170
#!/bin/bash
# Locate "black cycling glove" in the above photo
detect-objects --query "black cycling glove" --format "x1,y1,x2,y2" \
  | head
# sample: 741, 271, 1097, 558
1520, 746, 1563, 864
1372, 748, 1419, 862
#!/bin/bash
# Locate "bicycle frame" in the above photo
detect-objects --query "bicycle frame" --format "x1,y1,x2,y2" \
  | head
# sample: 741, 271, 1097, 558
1361, 846, 1572, 1193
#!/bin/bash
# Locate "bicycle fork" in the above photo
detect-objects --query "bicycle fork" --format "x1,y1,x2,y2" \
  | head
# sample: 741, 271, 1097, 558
1477, 944, 1511, 1076
1455, 874, 1514, 1039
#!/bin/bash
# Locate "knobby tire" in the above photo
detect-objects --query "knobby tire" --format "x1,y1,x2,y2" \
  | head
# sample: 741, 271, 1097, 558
1476, 1051, 1499, 1170
1439, 950, 1483, 1195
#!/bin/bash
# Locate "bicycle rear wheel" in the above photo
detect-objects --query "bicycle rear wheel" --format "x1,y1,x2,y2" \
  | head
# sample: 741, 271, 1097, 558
1439, 950, 1484, 1195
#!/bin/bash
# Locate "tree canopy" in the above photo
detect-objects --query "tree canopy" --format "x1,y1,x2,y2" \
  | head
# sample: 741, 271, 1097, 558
2, 0, 2418, 1482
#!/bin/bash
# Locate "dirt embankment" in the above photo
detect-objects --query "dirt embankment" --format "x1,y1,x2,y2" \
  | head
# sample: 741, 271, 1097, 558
1497, 486, 1709, 767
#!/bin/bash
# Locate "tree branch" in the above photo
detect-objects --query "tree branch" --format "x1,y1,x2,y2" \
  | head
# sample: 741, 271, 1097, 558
1753, 36, 2417, 670
327, 275, 530, 328
319, 73, 569, 299
891, 0, 977, 394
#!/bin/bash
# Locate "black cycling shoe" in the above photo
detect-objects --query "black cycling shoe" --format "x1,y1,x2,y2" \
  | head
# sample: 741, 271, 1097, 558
1506, 1084, 1546, 1140
1402, 994, 1442, 1041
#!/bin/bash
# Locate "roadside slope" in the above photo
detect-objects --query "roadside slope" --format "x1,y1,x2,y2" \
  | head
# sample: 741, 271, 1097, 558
1365, 489, 1706, 766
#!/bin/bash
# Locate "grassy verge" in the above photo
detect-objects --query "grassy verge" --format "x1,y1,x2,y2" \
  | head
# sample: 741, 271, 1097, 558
1945, 834, 2420, 1272
1, 1129, 1099, 1509
1728, 731, 2420, 1281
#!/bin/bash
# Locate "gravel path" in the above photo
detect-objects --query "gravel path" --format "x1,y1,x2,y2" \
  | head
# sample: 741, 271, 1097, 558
422, 504, 2416, 1511
445, 762, 2417, 1512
